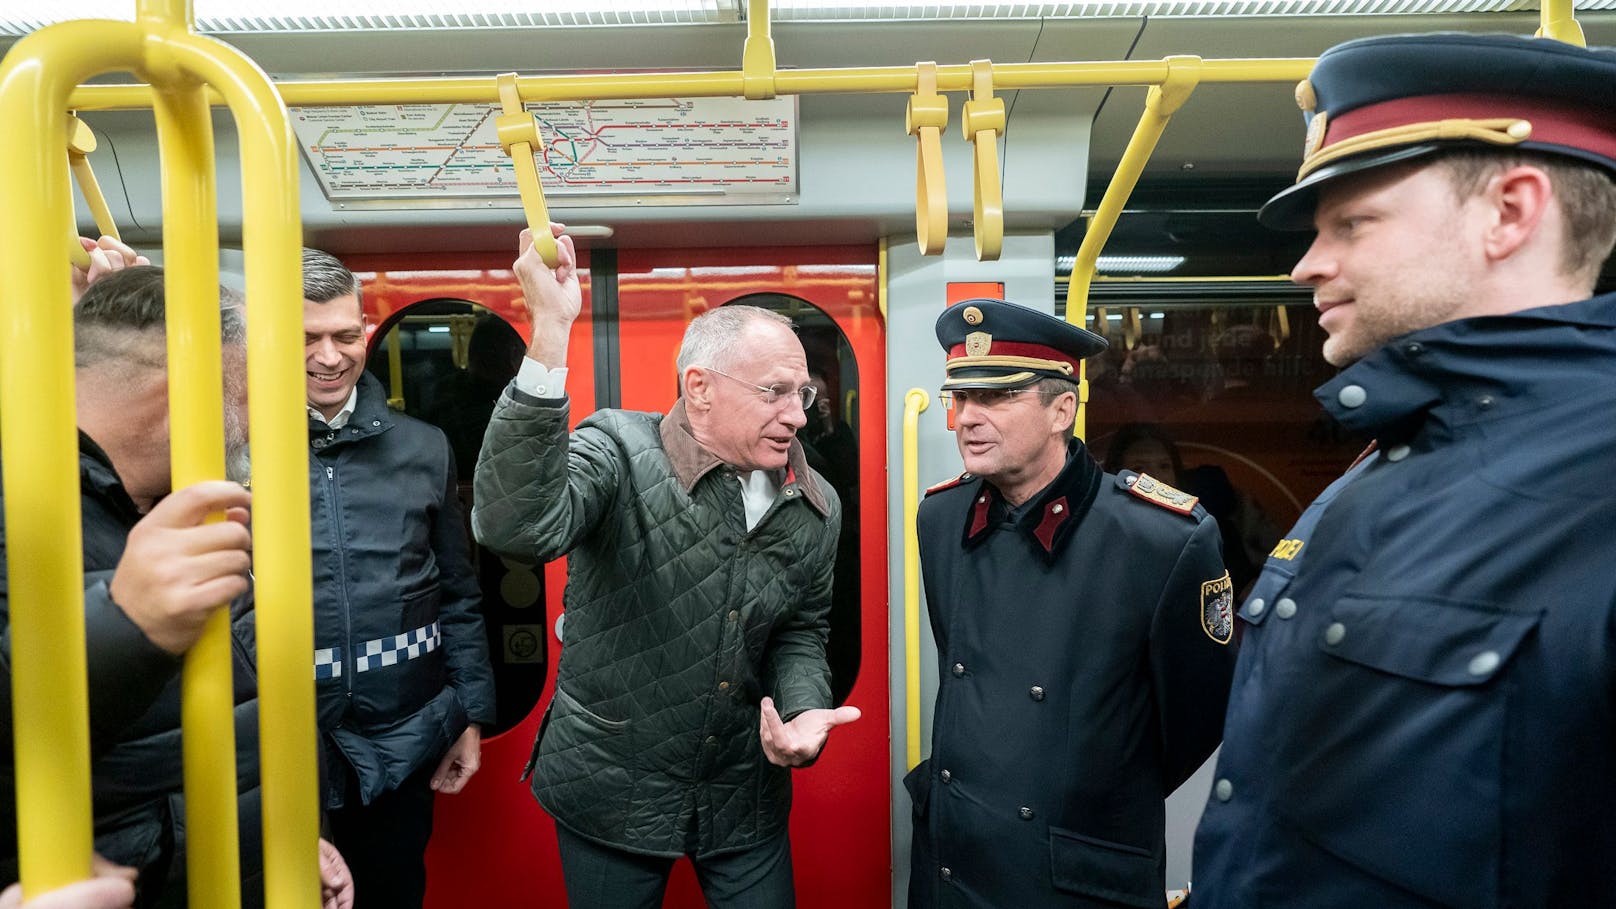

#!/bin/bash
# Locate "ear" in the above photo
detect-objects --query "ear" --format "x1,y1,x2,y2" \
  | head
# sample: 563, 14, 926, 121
682, 366, 712, 410
1481, 165, 1554, 264
1049, 388, 1077, 435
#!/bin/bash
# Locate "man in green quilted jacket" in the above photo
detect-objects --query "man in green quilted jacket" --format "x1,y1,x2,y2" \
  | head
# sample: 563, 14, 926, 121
472, 225, 860, 909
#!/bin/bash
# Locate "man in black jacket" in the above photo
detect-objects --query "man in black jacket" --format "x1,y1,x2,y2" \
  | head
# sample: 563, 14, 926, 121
300, 249, 496, 908
0, 262, 352, 908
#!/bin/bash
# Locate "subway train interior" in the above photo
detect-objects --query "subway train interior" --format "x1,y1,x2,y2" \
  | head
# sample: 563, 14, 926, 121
4, 1, 1615, 906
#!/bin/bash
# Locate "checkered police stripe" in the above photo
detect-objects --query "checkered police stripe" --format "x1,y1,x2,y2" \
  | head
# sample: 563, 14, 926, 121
354, 621, 441, 674
314, 647, 342, 681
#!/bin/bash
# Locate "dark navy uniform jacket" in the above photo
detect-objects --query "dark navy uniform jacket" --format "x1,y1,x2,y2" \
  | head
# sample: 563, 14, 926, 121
1194, 294, 1616, 908
909, 441, 1234, 908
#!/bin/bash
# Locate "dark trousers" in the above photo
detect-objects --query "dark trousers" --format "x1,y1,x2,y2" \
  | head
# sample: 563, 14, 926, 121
327, 766, 436, 909
555, 824, 796, 909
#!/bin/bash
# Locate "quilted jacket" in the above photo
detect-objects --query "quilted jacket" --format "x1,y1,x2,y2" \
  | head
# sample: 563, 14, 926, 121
472, 388, 840, 858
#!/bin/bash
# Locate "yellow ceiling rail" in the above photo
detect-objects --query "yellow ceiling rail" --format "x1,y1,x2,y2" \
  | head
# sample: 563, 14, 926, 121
962, 59, 1005, 262
906, 62, 948, 256
65, 57, 1317, 112
495, 72, 559, 268
741, 0, 776, 100
1538, 0, 1586, 46
65, 114, 118, 269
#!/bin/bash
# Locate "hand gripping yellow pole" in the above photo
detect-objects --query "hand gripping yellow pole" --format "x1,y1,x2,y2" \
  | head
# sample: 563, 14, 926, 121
962, 60, 1005, 262
66, 113, 119, 269
902, 388, 930, 771
906, 62, 948, 256
496, 72, 559, 268
1066, 55, 1202, 440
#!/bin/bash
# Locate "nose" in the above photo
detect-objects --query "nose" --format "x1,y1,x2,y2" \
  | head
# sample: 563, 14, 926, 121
1290, 234, 1335, 287
779, 396, 807, 430
953, 397, 984, 428
309, 337, 341, 367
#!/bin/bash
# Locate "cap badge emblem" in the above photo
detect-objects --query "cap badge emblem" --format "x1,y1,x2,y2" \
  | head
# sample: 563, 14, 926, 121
963, 305, 984, 325
966, 331, 992, 358
1303, 111, 1328, 159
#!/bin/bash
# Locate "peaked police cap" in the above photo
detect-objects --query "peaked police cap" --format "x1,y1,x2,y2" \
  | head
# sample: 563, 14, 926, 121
935, 298, 1108, 391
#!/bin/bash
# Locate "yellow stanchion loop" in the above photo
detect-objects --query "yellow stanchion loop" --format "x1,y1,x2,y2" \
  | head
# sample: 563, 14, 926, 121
65, 114, 119, 268
961, 59, 1005, 262
1124, 307, 1141, 351
495, 72, 559, 268
741, 0, 777, 101
902, 388, 930, 772
906, 62, 949, 256
1148, 54, 1203, 120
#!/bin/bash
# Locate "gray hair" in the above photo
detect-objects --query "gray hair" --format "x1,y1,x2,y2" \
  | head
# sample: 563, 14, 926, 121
675, 305, 793, 374
75, 265, 245, 370
302, 247, 362, 306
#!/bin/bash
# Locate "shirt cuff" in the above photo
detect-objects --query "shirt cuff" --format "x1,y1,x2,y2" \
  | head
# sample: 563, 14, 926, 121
515, 357, 569, 400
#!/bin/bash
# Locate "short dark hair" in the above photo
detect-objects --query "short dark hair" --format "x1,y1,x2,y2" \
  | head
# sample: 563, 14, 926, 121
302, 248, 362, 306
1034, 376, 1080, 435
75, 266, 244, 370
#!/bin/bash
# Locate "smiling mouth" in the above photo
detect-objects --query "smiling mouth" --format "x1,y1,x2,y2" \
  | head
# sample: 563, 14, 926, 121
309, 370, 347, 383
1315, 297, 1352, 314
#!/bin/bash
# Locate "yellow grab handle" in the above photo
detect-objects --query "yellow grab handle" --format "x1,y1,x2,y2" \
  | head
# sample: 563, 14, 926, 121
961, 60, 1004, 262
495, 72, 558, 268
906, 62, 948, 256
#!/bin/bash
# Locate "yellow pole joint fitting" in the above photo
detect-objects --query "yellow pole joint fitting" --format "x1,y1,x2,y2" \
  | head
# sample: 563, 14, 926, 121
1146, 55, 1203, 118
1537, 0, 1586, 46
496, 72, 559, 268
961, 59, 1005, 262
905, 62, 948, 256
741, 0, 777, 100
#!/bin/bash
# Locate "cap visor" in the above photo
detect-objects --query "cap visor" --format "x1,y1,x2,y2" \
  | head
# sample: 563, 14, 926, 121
1259, 144, 1442, 230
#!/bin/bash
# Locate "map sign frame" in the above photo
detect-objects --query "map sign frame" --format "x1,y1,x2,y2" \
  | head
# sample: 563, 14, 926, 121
293, 94, 799, 207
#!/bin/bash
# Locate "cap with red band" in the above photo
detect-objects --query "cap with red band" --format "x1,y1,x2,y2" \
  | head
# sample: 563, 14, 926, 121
935, 298, 1107, 391
1260, 32, 1616, 230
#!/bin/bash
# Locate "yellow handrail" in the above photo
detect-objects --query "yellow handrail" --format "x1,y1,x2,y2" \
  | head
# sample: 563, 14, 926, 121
65, 58, 1318, 112
901, 388, 929, 772
1066, 55, 1203, 440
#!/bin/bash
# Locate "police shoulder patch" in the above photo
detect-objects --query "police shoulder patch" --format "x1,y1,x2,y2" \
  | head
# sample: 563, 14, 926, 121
1201, 571, 1234, 645
925, 472, 971, 496
1125, 472, 1199, 515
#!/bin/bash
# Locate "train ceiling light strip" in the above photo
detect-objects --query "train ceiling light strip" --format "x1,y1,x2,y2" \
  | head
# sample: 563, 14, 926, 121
6, 0, 1611, 33
1062, 254, 1186, 274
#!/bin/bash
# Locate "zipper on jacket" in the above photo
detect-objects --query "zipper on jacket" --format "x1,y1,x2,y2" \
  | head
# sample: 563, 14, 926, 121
322, 460, 357, 703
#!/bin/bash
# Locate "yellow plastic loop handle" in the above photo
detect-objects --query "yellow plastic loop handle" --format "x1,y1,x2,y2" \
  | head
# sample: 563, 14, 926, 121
961, 60, 1004, 262
905, 62, 948, 256
65, 114, 116, 269
495, 72, 558, 268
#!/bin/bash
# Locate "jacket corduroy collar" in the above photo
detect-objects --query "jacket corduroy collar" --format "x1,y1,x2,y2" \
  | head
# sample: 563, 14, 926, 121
660, 398, 831, 517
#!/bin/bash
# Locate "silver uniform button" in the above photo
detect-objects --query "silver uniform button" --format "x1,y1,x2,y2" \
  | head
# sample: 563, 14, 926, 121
1019, 806, 1035, 820
1386, 444, 1411, 462
1468, 650, 1501, 677
940, 867, 952, 882
1274, 598, 1297, 620
1214, 779, 1233, 802
1029, 686, 1045, 702
1337, 384, 1367, 408
940, 769, 952, 783
1325, 622, 1347, 646
1247, 598, 1266, 617
952, 662, 966, 678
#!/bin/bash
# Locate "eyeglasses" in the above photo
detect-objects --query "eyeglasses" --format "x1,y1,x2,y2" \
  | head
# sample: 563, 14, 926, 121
938, 388, 1041, 409
705, 367, 818, 410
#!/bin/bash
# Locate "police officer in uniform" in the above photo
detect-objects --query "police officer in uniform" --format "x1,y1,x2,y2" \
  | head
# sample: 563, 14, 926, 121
908, 299, 1235, 908
1192, 34, 1616, 908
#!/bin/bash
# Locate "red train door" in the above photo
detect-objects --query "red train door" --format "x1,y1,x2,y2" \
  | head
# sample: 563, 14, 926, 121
352, 245, 888, 908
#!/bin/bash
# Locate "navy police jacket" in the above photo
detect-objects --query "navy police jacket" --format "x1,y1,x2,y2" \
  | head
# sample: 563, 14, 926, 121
1193, 294, 1616, 908
909, 441, 1234, 908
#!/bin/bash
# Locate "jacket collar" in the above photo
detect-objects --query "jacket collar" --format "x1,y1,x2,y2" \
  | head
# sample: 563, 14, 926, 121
310, 372, 394, 441
961, 438, 1103, 563
1317, 292, 1616, 441
659, 398, 831, 518
78, 430, 142, 523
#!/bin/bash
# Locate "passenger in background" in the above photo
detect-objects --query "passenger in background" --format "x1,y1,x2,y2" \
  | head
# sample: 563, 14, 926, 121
300, 250, 496, 908
473, 226, 857, 909
909, 299, 1234, 908
0, 263, 351, 908
1193, 33, 1616, 907
1102, 423, 1278, 597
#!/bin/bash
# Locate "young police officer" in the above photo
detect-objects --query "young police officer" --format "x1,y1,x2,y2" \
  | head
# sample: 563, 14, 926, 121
909, 299, 1234, 907
1193, 33, 1616, 907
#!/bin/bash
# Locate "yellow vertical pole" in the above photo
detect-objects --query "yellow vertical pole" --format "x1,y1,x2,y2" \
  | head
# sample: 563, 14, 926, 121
902, 388, 929, 771
151, 75, 243, 907
741, 0, 776, 100
387, 328, 407, 409
164, 31, 319, 908
1538, 0, 1586, 46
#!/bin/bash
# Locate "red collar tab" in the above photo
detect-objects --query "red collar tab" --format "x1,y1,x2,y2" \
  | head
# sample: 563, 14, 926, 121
1032, 496, 1071, 553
